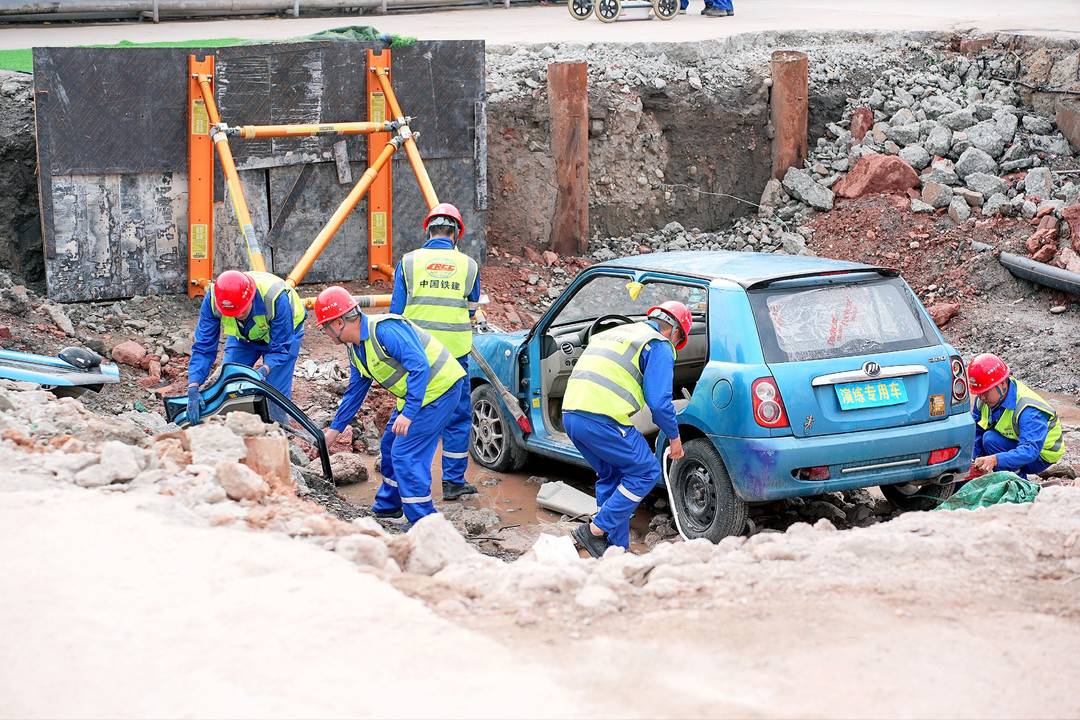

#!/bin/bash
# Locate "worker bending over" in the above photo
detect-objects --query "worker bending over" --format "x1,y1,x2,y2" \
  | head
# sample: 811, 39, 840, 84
187, 270, 306, 425
562, 301, 693, 557
968, 352, 1065, 479
316, 286, 465, 522
391, 203, 481, 501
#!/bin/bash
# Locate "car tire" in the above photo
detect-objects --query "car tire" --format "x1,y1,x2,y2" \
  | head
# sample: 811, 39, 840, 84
668, 438, 747, 542
880, 480, 956, 512
470, 383, 528, 472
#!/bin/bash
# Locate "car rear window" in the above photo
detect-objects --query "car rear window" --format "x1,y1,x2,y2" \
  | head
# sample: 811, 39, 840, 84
748, 277, 936, 362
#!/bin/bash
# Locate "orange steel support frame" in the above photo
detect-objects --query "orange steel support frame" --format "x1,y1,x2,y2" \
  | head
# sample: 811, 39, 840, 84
187, 49, 446, 300
187, 55, 215, 298
234, 121, 388, 140
195, 74, 268, 273
366, 49, 395, 284
372, 65, 439, 211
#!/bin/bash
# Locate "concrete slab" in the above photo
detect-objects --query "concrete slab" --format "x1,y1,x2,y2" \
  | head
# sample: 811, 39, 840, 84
0, 0, 1078, 50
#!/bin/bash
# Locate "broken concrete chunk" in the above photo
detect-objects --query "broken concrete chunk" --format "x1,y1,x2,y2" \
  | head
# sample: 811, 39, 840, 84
983, 193, 1010, 216
334, 534, 390, 569
782, 168, 834, 210
954, 147, 998, 179
73, 440, 145, 488
403, 514, 480, 576
327, 453, 368, 486
922, 181, 954, 208
526, 533, 581, 566
948, 197, 972, 223
187, 423, 247, 465
1023, 166, 1054, 200
214, 461, 269, 502
536, 481, 599, 517
964, 172, 1007, 198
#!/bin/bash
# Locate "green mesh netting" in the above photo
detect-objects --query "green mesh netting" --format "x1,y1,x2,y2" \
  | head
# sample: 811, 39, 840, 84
936, 471, 1041, 511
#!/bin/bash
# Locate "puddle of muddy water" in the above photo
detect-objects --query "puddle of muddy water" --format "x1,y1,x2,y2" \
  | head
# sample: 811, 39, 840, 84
335, 449, 660, 551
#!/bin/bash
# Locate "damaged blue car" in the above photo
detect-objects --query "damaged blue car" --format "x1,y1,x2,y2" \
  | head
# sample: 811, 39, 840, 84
469, 251, 975, 541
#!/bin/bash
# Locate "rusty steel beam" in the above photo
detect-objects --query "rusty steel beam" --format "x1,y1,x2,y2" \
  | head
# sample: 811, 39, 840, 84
769, 50, 809, 181
547, 62, 589, 257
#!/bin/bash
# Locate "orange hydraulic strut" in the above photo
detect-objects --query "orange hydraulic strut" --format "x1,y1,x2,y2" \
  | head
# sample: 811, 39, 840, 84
367, 49, 395, 285
302, 294, 392, 310
229, 121, 398, 140
196, 74, 268, 273
286, 135, 402, 288
372, 65, 439, 211
187, 55, 215, 298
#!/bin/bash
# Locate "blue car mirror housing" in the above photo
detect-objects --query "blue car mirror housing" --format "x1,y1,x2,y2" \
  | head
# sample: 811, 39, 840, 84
163, 363, 334, 483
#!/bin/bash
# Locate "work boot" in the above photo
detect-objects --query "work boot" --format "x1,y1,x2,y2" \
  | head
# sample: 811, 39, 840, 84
572, 523, 610, 559
701, 6, 723, 15
442, 480, 479, 500
373, 507, 404, 519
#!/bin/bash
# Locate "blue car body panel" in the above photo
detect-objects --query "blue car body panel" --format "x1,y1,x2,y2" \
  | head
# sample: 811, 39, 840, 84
471, 251, 975, 500
0, 348, 121, 388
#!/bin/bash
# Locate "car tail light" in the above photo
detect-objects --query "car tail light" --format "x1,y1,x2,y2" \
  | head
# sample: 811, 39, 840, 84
794, 465, 831, 481
950, 356, 968, 404
752, 377, 789, 428
929, 447, 960, 464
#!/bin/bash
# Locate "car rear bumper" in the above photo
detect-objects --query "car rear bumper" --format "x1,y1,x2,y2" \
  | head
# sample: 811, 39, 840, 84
712, 413, 975, 502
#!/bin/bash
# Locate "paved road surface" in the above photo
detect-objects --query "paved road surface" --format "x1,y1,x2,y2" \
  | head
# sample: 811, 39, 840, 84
0, 0, 1078, 50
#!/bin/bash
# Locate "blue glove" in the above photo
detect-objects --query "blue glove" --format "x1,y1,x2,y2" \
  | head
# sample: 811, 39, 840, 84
257, 365, 271, 380
186, 385, 203, 426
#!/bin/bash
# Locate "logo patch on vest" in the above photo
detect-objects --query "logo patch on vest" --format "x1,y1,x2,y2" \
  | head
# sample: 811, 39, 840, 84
425, 259, 458, 278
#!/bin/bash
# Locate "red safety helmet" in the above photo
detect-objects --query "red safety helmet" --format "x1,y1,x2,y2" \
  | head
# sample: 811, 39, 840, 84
968, 353, 1011, 395
213, 270, 256, 318
314, 286, 359, 326
423, 203, 465, 240
647, 300, 693, 351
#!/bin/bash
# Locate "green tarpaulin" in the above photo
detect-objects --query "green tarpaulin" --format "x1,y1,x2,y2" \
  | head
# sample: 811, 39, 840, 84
0, 26, 416, 75
936, 471, 1041, 511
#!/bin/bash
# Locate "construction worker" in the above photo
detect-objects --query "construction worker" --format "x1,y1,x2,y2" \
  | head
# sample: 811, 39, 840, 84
562, 301, 693, 558
968, 352, 1065, 479
390, 202, 481, 501
187, 270, 306, 425
315, 286, 466, 522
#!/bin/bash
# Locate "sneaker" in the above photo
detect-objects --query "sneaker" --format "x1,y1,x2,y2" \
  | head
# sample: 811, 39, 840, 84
442, 480, 479, 500
373, 507, 404, 519
678, 7, 686, 12
572, 523, 610, 559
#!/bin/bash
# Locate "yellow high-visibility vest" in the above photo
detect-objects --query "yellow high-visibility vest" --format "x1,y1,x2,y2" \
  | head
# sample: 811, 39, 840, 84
563, 322, 673, 426
210, 271, 305, 343
347, 314, 465, 412
402, 247, 479, 357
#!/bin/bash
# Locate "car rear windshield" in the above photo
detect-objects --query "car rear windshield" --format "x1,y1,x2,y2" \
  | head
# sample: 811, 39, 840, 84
748, 277, 936, 363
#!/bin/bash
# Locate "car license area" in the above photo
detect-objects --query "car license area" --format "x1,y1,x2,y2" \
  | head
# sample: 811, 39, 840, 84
835, 379, 907, 410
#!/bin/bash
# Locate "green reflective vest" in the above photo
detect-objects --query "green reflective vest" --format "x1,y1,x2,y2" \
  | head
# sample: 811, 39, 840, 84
402, 247, 479, 357
562, 322, 673, 426
210, 271, 306, 343
346, 314, 465, 412
977, 379, 1065, 464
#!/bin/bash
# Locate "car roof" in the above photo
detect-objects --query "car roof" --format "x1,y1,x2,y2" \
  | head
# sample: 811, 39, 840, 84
598, 251, 894, 289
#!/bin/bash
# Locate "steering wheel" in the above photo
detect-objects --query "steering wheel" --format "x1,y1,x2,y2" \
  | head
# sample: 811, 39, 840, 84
584, 314, 635, 344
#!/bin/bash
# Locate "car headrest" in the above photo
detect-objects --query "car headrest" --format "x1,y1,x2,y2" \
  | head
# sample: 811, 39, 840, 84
59, 346, 102, 370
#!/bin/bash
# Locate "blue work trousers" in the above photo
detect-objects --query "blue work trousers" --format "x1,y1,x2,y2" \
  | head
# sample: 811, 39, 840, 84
223, 334, 302, 399
374, 378, 464, 523
978, 429, 1052, 479
564, 411, 660, 549
440, 355, 472, 486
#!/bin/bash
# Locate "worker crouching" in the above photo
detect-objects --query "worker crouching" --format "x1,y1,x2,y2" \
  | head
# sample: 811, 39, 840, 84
968, 352, 1065, 479
562, 301, 693, 558
316, 286, 466, 522
187, 270, 306, 425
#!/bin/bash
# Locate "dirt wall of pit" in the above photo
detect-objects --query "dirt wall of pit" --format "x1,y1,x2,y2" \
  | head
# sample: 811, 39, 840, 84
1, 33, 1079, 288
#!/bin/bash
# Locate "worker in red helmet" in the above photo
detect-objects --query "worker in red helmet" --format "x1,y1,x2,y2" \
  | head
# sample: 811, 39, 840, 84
561, 300, 693, 557
315, 286, 466, 522
186, 270, 306, 425
968, 352, 1065, 479
389, 202, 482, 501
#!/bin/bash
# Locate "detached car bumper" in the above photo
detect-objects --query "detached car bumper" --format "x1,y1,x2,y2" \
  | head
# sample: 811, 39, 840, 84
712, 413, 974, 502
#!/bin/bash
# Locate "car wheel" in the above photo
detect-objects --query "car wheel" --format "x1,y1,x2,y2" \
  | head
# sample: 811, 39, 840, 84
668, 438, 747, 542
880, 480, 956, 512
470, 384, 528, 472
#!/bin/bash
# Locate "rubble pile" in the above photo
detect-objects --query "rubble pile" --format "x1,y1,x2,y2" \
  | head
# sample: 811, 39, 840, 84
486, 36, 896, 104
587, 44, 1080, 264
4, 381, 1078, 619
